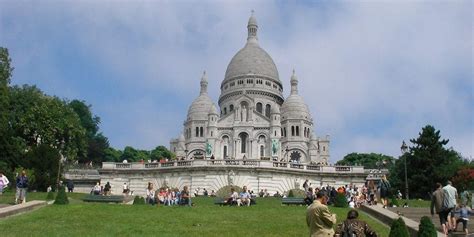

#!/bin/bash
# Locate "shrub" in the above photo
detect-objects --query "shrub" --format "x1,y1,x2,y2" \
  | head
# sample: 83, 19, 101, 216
287, 189, 305, 198
54, 185, 69, 205
46, 191, 55, 200
133, 196, 145, 205
333, 192, 348, 208
417, 216, 437, 237
391, 197, 399, 207
215, 185, 243, 198
389, 217, 410, 237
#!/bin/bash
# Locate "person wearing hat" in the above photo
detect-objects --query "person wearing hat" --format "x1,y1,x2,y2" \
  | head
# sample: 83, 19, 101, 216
306, 190, 337, 237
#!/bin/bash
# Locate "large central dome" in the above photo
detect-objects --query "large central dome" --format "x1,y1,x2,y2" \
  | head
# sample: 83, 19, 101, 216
222, 12, 280, 84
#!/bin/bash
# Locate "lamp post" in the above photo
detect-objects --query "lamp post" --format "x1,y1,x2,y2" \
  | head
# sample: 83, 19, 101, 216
400, 140, 409, 201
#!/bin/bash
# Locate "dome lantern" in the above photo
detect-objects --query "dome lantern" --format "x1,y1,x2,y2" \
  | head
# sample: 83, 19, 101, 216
247, 10, 258, 44
290, 69, 298, 95
200, 70, 208, 95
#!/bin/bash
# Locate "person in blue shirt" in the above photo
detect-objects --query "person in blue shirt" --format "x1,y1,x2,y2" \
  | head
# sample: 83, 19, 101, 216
15, 170, 28, 204
456, 204, 472, 235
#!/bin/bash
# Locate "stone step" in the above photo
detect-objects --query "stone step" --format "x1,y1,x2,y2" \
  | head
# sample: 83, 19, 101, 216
0, 200, 47, 218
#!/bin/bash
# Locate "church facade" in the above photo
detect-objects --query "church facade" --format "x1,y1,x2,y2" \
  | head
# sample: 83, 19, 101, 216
170, 13, 330, 165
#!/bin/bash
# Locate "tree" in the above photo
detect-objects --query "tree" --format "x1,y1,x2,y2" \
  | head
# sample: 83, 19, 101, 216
389, 125, 464, 199
25, 144, 61, 191
337, 153, 395, 169
8, 85, 87, 161
150, 145, 175, 161
103, 147, 122, 162
54, 185, 69, 205
389, 218, 410, 237
452, 166, 474, 192
68, 100, 109, 164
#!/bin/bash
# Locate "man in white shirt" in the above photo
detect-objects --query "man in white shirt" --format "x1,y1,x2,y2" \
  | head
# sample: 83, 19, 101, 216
443, 180, 458, 231
239, 186, 251, 206
0, 172, 9, 195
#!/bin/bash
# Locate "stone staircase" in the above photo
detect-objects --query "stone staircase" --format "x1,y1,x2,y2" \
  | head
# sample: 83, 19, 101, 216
389, 207, 473, 236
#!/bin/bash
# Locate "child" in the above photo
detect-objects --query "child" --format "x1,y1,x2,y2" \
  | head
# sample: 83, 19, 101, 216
456, 204, 472, 235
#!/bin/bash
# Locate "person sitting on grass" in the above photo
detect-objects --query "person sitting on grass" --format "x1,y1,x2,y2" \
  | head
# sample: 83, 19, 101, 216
146, 182, 155, 205
104, 182, 111, 196
335, 210, 378, 237
226, 187, 239, 206
180, 186, 191, 206
239, 186, 251, 206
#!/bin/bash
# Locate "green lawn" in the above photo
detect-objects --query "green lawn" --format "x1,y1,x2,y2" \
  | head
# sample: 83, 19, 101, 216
0, 194, 390, 237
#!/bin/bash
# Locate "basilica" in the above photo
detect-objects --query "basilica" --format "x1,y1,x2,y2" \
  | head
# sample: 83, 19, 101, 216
170, 13, 330, 165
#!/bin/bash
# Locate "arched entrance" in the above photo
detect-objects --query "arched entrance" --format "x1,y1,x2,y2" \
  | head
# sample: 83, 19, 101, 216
290, 151, 301, 163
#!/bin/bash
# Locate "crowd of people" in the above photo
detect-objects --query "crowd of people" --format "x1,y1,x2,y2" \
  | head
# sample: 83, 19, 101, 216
145, 182, 191, 206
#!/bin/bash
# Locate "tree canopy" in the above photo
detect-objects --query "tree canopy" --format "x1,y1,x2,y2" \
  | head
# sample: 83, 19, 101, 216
336, 152, 395, 169
389, 125, 467, 198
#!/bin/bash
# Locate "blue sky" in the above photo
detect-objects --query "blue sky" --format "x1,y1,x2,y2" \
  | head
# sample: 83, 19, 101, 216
1, 0, 472, 163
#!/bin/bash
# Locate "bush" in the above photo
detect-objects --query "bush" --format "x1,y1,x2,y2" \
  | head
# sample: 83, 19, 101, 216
46, 191, 55, 200
333, 192, 348, 208
287, 189, 305, 198
215, 185, 243, 198
133, 196, 145, 205
391, 197, 399, 207
54, 185, 68, 205
389, 217, 410, 237
417, 216, 437, 237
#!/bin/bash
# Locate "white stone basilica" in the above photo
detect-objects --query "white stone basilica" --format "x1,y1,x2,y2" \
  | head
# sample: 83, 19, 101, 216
170, 13, 330, 165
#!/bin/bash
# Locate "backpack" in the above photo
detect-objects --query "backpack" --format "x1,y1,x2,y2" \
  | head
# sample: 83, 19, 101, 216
342, 221, 356, 237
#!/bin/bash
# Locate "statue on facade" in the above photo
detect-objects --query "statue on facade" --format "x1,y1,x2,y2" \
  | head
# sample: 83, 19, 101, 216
242, 105, 247, 122
206, 142, 212, 156
294, 178, 300, 189
228, 170, 235, 185
272, 139, 279, 156
235, 106, 240, 121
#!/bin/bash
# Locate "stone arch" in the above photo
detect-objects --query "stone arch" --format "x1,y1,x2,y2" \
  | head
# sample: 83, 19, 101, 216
188, 149, 205, 160
256, 102, 263, 113
238, 132, 249, 153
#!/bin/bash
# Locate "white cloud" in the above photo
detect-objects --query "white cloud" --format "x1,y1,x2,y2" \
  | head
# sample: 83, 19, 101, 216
1, 1, 471, 161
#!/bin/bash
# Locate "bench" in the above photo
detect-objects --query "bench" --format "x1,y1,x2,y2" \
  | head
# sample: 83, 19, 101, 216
281, 197, 306, 205
83, 195, 125, 203
214, 198, 257, 206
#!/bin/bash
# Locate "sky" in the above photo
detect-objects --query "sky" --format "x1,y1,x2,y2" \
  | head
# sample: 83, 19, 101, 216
0, 0, 472, 163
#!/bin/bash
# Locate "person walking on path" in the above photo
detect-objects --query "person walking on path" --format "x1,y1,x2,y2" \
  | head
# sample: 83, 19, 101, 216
306, 190, 337, 237
442, 180, 458, 232
15, 170, 28, 204
431, 182, 448, 235
379, 175, 391, 208
0, 171, 9, 195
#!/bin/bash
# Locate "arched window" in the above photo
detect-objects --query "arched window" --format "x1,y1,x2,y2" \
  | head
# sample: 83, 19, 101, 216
195, 127, 199, 137
291, 126, 295, 136
229, 104, 234, 111
256, 103, 263, 113
296, 126, 300, 136
284, 127, 287, 137
274, 131, 276, 136
200, 127, 203, 137
224, 107, 227, 115
223, 146, 228, 158
211, 131, 213, 137
281, 128, 283, 137
265, 104, 271, 117
260, 145, 265, 157
304, 127, 307, 138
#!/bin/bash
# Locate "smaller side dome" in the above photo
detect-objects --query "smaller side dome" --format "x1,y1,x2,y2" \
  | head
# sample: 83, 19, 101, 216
179, 133, 185, 142
187, 71, 215, 121
281, 70, 312, 121
209, 104, 218, 115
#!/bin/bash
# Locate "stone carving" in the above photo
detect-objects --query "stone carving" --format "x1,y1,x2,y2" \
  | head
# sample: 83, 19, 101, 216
228, 170, 235, 185
242, 105, 247, 122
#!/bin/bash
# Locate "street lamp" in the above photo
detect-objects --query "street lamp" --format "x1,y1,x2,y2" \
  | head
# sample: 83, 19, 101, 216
400, 140, 409, 201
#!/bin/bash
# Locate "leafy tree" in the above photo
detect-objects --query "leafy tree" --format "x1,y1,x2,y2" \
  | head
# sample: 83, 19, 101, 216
336, 153, 395, 169
25, 144, 61, 191
417, 216, 436, 237
150, 145, 175, 161
389, 125, 464, 199
8, 85, 87, 161
333, 192, 348, 208
389, 217, 410, 237
133, 196, 145, 205
68, 100, 109, 164
452, 166, 474, 192
103, 147, 123, 162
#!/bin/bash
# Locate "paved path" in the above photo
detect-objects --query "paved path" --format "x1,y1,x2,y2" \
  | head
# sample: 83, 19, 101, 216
0, 200, 47, 218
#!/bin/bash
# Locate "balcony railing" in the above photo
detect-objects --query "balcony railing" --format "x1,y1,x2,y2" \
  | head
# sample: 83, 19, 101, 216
101, 161, 364, 174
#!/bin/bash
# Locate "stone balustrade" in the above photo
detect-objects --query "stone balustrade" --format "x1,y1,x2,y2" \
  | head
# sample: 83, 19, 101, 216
101, 160, 365, 174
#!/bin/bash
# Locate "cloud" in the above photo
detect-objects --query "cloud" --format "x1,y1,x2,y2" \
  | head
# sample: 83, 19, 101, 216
1, 1, 471, 162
